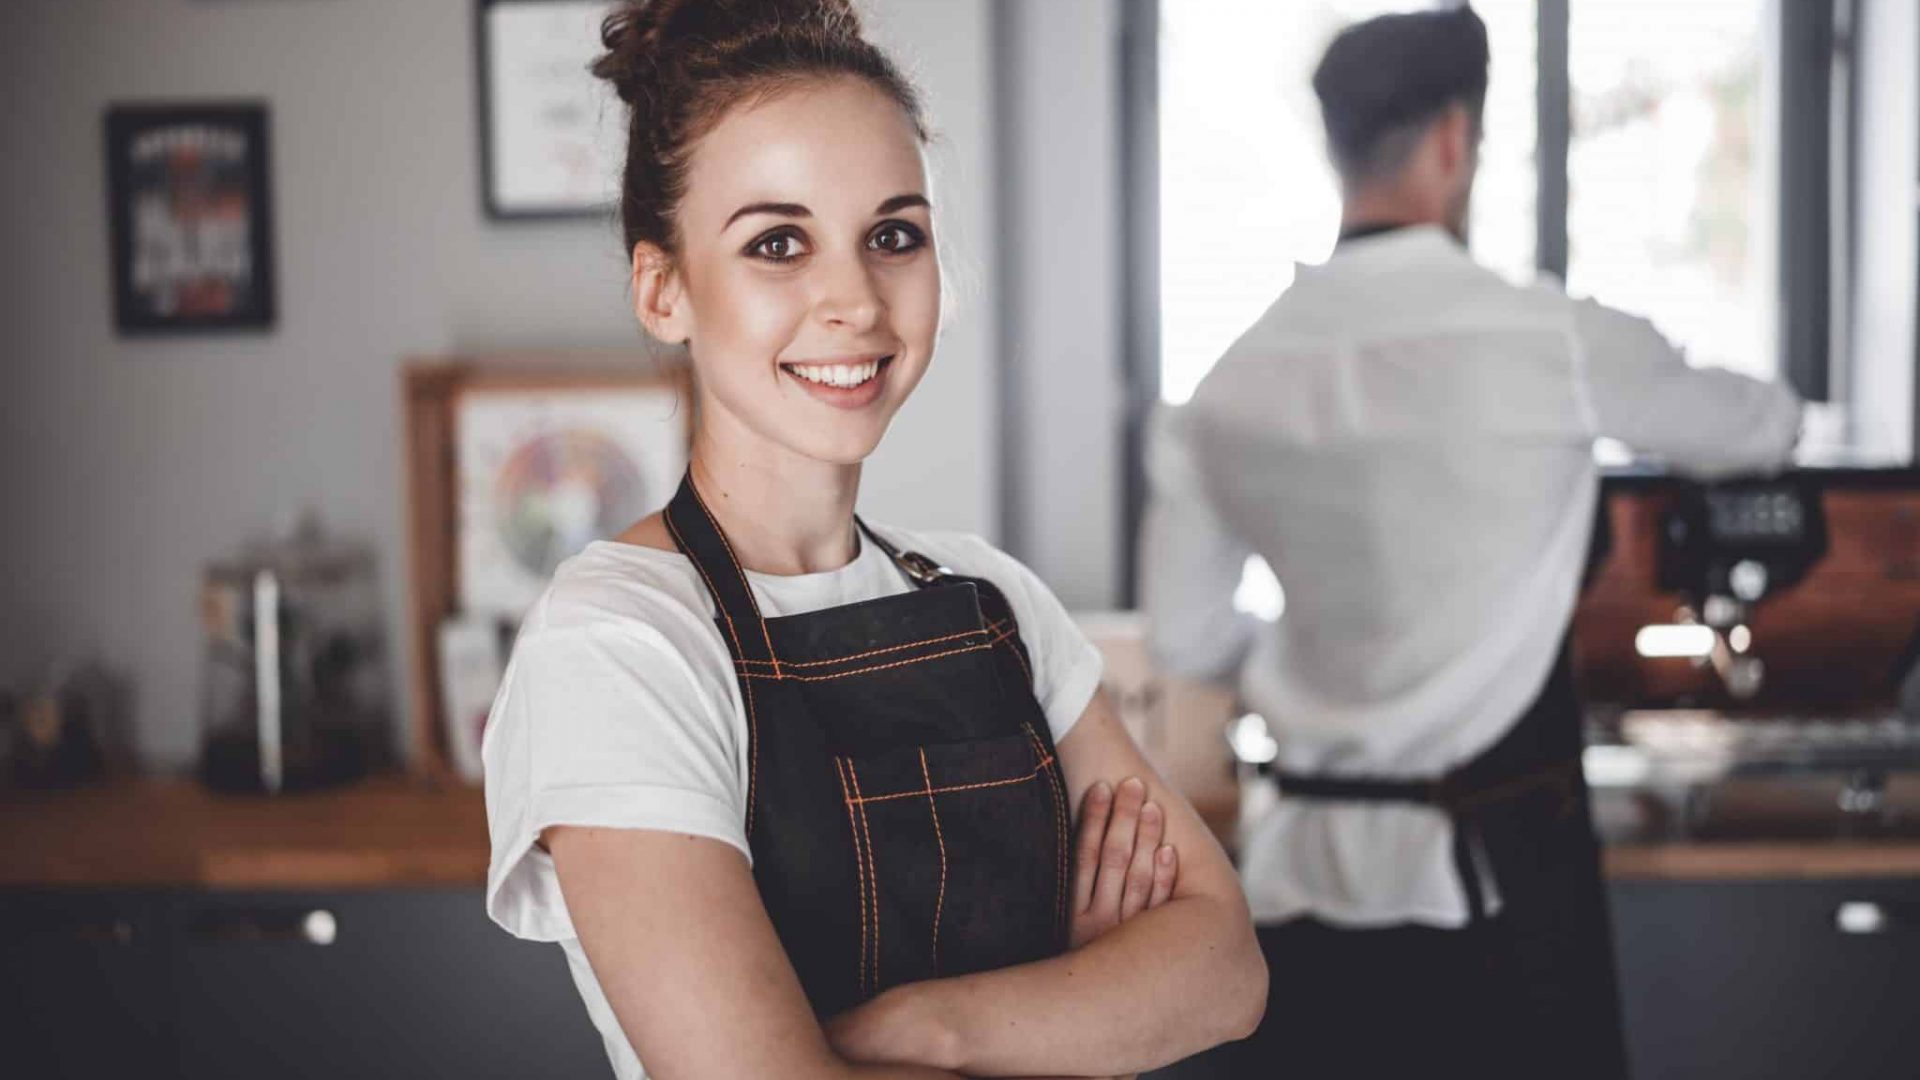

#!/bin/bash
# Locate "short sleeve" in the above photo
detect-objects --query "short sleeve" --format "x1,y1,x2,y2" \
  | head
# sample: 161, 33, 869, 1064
482, 618, 750, 943
950, 538, 1105, 746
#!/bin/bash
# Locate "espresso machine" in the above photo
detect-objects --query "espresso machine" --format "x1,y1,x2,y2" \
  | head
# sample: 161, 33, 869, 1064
1573, 467, 1920, 838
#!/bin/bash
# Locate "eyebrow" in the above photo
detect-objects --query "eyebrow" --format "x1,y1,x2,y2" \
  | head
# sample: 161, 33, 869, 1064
722, 193, 931, 231
875, 193, 930, 215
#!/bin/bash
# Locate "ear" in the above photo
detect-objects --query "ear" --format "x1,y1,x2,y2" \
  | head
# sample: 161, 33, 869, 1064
1436, 104, 1474, 176
631, 242, 692, 345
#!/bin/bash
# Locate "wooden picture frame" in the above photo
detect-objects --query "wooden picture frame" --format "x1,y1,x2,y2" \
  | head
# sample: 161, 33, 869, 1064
475, 0, 624, 220
104, 102, 277, 333
401, 354, 689, 779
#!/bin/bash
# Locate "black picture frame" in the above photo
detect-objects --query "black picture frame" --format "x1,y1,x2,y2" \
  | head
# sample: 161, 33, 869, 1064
475, 0, 621, 221
104, 102, 277, 335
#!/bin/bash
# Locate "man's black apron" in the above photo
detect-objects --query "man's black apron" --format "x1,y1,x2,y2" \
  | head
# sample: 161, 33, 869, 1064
1249, 642, 1630, 1078
663, 476, 1071, 1018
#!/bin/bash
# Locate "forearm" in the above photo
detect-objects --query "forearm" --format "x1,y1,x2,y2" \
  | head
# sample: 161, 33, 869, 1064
887, 893, 1265, 1077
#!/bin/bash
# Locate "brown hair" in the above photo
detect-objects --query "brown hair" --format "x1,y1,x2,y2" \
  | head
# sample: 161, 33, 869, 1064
591, 0, 930, 259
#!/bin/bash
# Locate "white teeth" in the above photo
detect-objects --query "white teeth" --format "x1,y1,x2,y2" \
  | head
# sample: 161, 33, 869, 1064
788, 359, 882, 388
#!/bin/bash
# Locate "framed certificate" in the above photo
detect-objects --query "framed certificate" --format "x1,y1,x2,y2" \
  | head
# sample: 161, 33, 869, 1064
476, 0, 625, 219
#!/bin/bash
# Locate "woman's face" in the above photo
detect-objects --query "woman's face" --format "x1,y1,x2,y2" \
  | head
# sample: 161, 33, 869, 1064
656, 76, 939, 468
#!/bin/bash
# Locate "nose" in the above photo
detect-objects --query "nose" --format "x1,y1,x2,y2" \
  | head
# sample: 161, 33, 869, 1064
813, 250, 885, 333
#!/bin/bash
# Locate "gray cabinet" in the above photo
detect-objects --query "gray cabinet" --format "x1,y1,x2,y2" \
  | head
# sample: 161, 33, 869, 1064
1612, 879, 1920, 1080
0, 891, 172, 1079
1, 888, 608, 1080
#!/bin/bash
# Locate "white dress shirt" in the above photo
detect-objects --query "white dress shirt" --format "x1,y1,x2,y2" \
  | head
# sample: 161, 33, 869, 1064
1143, 225, 1802, 928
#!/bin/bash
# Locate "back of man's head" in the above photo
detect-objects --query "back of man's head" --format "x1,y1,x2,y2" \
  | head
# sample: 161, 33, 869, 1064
1312, 4, 1489, 189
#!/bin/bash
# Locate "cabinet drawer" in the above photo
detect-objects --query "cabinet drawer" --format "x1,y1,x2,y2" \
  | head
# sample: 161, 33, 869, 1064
1611, 878, 1920, 1080
0, 891, 174, 1079
171, 889, 606, 1080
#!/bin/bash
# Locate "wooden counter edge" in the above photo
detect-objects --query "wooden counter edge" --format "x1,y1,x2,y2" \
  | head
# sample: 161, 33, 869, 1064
1604, 840, 1920, 881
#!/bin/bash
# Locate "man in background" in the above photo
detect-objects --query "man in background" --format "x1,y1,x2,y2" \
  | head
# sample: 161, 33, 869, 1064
1141, 6, 1801, 1076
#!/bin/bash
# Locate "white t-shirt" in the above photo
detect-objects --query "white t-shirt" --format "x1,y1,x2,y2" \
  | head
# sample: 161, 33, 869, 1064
482, 527, 1104, 1080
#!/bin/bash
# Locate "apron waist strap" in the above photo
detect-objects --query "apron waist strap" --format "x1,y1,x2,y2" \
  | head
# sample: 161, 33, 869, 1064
1265, 758, 1584, 924
1266, 758, 1582, 818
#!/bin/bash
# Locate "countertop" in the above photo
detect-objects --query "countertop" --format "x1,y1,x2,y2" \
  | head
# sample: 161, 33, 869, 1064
4, 775, 1920, 889
0, 775, 487, 889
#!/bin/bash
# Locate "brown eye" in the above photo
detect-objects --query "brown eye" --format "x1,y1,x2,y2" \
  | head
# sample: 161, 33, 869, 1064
748, 230, 808, 262
868, 221, 927, 255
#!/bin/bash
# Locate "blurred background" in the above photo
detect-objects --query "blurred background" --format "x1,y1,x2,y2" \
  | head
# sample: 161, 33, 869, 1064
1, 1, 1916, 1077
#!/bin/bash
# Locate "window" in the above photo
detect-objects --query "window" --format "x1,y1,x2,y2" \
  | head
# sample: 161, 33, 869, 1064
1156, 0, 1537, 405
1153, 0, 1832, 403
1566, 0, 1776, 380
1131, 0, 1891, 599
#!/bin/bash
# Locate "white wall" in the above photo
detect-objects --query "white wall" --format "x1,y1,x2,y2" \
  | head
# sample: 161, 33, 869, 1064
0, 0, 999, 768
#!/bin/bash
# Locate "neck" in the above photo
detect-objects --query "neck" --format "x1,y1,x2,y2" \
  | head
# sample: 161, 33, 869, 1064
1339, 179, 1450, 236
687, 408, 863, 577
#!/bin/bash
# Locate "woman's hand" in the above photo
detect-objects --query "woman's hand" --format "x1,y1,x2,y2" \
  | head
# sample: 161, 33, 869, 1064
1069, 776, 1178, 948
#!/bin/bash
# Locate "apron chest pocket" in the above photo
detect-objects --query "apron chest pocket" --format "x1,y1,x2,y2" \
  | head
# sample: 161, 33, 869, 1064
831, 723, 1069, 996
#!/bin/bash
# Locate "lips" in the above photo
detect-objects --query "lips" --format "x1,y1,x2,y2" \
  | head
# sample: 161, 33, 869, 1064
778, 354, 896, 410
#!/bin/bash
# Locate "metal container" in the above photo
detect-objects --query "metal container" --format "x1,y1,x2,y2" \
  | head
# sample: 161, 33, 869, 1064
197, 517, 388, 793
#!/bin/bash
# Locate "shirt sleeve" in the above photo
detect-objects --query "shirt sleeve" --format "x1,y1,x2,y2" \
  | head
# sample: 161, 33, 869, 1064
1571, 297, 1804, 478
957, 539, 1106, 746
482, 617, 749, 943
1140, 403, 1258, 682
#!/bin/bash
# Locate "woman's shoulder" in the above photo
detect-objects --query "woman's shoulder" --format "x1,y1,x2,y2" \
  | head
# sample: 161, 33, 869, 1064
519, 540, 718, 647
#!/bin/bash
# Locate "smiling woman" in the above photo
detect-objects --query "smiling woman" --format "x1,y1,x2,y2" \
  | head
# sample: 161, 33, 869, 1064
477, 3, 1266, 1079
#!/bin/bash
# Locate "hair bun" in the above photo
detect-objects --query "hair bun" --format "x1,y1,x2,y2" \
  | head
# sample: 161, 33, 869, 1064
593, 0, 865, 106
590, 0, 925, 259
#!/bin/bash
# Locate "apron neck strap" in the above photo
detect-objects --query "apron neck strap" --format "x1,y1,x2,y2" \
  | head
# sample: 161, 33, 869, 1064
663, 473, 779, 665
662, 474, 955, 664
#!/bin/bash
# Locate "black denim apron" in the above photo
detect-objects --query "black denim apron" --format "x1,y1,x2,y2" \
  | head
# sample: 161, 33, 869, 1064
663, 476, 1071, 1018
1253, 641, 1630, 1077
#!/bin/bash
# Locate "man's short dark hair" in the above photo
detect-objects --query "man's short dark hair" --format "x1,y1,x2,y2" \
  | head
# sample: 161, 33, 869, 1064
1311, 4, 1490, 186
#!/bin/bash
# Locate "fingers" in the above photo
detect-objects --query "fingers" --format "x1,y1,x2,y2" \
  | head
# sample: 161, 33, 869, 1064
1148, 844, 1176, 909
1071, 780, 1113, 915
1089, 777, 1147, 921
1118, 799, 1165, 921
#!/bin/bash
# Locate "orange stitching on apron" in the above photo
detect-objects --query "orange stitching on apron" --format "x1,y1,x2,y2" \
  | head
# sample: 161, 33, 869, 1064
738, 626, 1017, 683
846, 760, 881, 990
850, 751, 1058, 805
1000, 629, 1034, 686
668, 511, 760, 834
918, 748, 948, 975
1023, 721, 1069, 938
834, 757, 871, 997
731, 627, 988, 672
690, 484, 783, 675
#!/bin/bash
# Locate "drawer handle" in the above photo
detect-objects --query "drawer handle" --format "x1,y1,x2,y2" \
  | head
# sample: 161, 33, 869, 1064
187, 908, 338, 945
1834, 901, 1918, 935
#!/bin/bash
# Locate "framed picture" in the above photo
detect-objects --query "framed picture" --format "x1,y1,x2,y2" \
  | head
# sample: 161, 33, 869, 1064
476, 0, 624, 220
104, 102, 276, 333
455, 379, 688, 616
402, 357, 690, 779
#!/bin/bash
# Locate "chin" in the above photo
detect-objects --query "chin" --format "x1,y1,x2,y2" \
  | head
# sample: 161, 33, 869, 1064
799, 428, 890, 467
